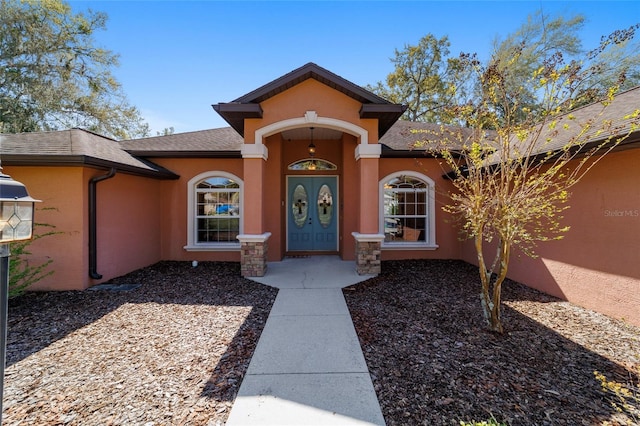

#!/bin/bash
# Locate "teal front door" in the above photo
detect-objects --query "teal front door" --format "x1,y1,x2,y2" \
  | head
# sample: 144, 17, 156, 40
288, 176, 338, 252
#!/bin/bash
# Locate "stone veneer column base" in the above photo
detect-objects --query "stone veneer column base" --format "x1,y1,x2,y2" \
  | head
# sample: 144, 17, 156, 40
352, 233, 385, 275
237, 233, 271, 277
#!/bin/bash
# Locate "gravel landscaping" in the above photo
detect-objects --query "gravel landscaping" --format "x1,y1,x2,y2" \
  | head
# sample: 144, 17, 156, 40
3, 259, 639, 425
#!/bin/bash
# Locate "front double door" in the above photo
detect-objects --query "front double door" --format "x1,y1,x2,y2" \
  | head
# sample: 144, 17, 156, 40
287, 176, 338, 252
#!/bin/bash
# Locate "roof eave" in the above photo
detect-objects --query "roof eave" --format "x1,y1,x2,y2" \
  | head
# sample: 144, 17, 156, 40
361, 104, 408, 138
125, 150, 242, 159
1, 155, 180, 180
233, 63, 392, 105
212, 103, 263, 137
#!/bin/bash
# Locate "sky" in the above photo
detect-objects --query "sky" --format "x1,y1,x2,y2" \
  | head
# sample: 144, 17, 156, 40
68, 1, 640, 135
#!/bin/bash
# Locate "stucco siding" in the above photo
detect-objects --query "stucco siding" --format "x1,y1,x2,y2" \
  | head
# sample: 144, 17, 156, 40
4, 166, 86, 290
91, 171, 163, 285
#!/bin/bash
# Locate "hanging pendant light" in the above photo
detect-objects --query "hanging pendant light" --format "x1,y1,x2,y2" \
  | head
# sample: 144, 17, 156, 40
308, 127, 317, 170
308, 127, 316, 157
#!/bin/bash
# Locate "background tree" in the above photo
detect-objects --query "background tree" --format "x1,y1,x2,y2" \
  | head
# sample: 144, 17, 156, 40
367, 34, 460, 123
413, 26, 640, 333
373, 12, 640, 126
0, 0, 149, 139
156, 126, 175, 136
489, 11, 640, 120
487, 11, 586, 121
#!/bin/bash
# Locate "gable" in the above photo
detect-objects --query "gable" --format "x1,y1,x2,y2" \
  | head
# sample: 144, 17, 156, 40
251, 79, 367, 129
213, 63, 405, 138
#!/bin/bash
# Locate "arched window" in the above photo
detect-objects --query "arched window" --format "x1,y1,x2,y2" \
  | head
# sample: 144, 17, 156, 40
288, 158, 337, 171
185, 172, 242, 251
379, 172, 438, 249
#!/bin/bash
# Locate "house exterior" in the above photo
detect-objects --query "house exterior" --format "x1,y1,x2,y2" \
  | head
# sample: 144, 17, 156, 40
1, 63, 639, 326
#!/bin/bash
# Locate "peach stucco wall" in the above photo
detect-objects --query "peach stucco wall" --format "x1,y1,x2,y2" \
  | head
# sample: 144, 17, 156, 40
4, 166, 86, 291
461, 148, 640, 326
263, 134, 284, 259
341, 134, 360, 259
243, 79, 379, 144
92, 171, 163, 284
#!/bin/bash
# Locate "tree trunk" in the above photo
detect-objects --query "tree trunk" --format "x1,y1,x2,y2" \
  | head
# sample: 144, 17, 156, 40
475, 233, 493, 328
477, 234, 511, 334
489, 238, 511, 334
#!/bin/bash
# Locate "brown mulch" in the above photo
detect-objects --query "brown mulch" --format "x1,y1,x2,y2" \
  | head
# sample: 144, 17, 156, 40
3, 261, 277, 426
3, 259, 639, 425
343, 259, 640, 426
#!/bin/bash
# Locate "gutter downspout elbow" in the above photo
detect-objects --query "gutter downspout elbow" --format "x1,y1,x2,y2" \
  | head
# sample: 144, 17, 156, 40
89, 168, 116, 280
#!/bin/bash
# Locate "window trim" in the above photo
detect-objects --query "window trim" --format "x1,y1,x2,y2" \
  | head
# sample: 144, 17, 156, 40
184, 171, 243, 251
379, 171, 438, 250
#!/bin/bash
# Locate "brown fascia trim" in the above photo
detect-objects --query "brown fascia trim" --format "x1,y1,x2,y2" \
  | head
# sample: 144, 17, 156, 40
381, 149, 436, 159
361, 104, 408, 137
125, 150, 242, 159
233, 63, 391, 105
212, 103, 263, 136
380, 144, 460, 159
360, 104, 407, 116
1, 155, 179, 180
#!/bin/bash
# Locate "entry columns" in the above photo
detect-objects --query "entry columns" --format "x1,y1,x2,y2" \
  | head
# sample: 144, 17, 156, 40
238, 144, 270, 277
353, 144, 384, 275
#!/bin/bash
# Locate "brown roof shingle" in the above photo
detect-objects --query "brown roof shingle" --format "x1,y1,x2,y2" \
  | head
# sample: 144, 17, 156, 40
0, 129, 178, 179
119, 127, 243, 156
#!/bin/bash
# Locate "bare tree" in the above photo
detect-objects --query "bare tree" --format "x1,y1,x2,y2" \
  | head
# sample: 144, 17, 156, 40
413, 28, 640, 333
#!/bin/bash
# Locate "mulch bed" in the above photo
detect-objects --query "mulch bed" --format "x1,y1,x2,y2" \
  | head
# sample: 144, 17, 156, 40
3, 261, 277, 426
343, 259, 640, 426
3, 259, 639, 425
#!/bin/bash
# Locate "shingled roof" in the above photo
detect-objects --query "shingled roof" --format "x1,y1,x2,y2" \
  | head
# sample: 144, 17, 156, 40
532, 85, 640, 153
479, 86, 640, 165
120, 127, 243, 157
0, 129, 178, 179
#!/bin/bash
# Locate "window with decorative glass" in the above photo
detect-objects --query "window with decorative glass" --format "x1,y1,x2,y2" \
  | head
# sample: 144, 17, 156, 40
288, 159, 337, 171
382, 175, 430, 244
195, 177, 240, 243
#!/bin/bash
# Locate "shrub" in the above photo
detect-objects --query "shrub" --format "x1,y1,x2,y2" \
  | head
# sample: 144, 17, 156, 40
9, 223, 59, 298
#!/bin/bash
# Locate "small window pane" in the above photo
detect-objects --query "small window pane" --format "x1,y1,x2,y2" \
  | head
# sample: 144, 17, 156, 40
197, 217, 239, 242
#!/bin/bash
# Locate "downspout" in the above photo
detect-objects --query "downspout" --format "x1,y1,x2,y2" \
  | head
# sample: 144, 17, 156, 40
89, 168, 116, 280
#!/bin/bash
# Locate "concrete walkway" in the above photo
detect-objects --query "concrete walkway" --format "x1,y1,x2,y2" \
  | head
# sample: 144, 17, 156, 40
226, 256, 385, 425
